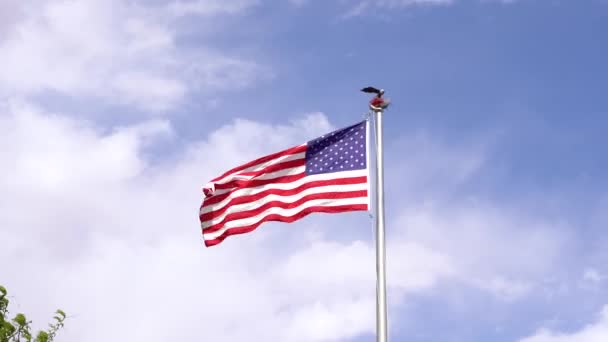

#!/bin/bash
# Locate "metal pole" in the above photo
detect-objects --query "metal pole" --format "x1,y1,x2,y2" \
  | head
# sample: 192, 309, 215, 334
374, 108, 388, 342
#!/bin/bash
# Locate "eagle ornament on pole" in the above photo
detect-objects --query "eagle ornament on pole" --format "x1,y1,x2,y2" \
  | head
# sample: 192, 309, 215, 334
361, 86, 391, 112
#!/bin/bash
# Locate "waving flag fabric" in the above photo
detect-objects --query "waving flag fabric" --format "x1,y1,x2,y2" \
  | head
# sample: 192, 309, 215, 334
200, 120, 370, 247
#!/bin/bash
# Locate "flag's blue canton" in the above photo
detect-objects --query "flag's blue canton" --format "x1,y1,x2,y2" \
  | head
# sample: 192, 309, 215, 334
305, 121, 367, 175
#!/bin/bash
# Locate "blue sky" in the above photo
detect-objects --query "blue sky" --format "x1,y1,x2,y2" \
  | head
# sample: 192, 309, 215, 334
1, 0, 608, 341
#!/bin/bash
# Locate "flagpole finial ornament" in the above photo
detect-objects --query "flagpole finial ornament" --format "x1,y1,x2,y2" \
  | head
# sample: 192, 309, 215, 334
361, 86, 390, 112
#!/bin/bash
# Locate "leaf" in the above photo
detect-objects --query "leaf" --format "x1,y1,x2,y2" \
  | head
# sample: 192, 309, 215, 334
13, 314, 27, 326
34, 331, 49, 342
0, 287, 66, 342
2, 321, 15, 334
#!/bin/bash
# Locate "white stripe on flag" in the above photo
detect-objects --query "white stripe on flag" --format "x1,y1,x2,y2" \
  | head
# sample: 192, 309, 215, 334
201, 169, 368, 214
213, 151, 306, 185
201, 182, 368, 228
203, 197, 369, 240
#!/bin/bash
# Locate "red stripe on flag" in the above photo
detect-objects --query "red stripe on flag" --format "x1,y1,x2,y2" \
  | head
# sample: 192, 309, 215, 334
210, 144, 307, 182
213, 159, 306, 190
200, 176, 368, 221
202, 190, 368, 233
201, 173, 307, 207
203, 204, 369, 247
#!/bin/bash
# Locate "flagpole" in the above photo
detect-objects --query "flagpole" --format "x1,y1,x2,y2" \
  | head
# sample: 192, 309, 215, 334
374, 106, 388, 342
362, 86, 390, 342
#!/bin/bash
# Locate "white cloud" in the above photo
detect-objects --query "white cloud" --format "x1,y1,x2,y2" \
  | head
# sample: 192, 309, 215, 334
397, 200, 571, 301
167, 0, 259, 16
520, 305, 608, 342
472, 276, 533, 301
289, 0, 312, 6
385, 130, 571, 301
0, 0, 263, 113
583, 268, 603, 284
368, 0, 454, 7
330, 0, 519, 17
387, 130, 487, 194
0, 0, 26, 39
340, 0, 454, 17
578, 267, 605, 292
0, 101, 169, 193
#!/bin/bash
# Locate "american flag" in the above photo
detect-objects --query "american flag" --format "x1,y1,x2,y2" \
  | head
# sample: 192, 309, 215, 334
200, 120, 370, 247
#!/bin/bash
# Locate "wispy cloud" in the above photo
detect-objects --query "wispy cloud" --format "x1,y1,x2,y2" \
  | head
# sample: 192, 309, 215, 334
520, 305, 608, 342
0, 0, 264, 113
167, 0, 259, 16
290, 0, 520, 18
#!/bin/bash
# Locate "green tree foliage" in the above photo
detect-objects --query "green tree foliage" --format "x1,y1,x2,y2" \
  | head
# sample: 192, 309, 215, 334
0, 286, 66, 342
